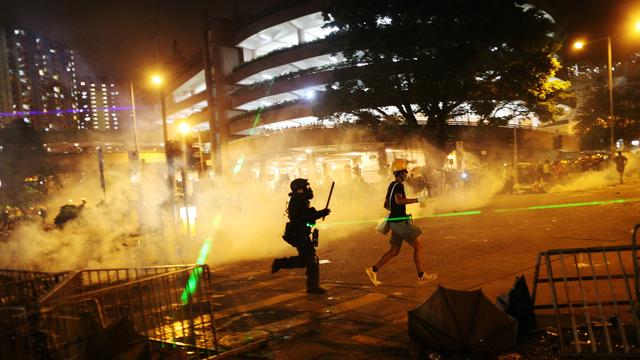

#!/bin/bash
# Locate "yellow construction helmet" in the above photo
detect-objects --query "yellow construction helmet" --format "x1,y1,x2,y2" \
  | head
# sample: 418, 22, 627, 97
391, 159, 408, 173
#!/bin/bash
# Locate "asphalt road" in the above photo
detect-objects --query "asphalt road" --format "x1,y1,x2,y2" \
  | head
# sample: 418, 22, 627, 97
208, 178, 640, 359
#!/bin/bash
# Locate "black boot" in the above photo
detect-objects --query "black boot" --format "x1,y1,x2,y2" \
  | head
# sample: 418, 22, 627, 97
306, 286, 327, 294
305, 256, 326, 294
271, 258, 282, 274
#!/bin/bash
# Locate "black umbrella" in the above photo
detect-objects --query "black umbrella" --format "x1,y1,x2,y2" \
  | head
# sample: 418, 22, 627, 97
408, 286, 517, 353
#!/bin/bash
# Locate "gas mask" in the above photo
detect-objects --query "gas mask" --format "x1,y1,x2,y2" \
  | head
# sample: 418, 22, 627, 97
304, 186, 314, 200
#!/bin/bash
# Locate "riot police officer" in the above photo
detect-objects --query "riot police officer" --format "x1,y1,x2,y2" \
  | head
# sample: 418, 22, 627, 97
272, 178, 331, 294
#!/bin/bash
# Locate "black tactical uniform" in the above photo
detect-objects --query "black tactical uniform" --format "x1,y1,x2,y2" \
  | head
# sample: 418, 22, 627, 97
272, 178, 330, 294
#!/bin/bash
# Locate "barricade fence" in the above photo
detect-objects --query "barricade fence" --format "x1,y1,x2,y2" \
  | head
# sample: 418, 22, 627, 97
532, 226, 640, 357
0, 270, 56, 283
0, 265, 219, 359
0, 272, 71, 307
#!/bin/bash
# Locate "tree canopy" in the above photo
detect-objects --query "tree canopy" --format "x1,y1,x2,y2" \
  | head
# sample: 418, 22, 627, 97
574, 80, 640, 150
315, 0, 570, 147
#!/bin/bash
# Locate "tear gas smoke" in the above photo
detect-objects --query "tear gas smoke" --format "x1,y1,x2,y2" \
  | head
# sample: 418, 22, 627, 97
548, 154, 639, 193
2, 126, 635, 272
0, 140, 508, 272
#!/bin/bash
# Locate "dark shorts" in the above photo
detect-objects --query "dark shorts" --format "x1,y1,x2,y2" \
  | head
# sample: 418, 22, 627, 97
389, 221, 421, 246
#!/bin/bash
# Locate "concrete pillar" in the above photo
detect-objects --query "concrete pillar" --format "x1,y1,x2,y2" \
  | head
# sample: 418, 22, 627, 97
204, 18, 238, 177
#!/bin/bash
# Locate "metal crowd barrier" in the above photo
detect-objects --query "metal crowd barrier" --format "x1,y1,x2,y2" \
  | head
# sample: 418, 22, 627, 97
0, 272, 71, 307
0, 265, 219, 359
0, 269, 56, 282
532, 224, 640, 357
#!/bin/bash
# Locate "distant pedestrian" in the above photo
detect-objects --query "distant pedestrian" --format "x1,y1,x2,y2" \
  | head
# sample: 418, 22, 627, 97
614, 151, 628, 184
365, 159, 437, 286
542, 160, 552, 184
38, 206, 47, 224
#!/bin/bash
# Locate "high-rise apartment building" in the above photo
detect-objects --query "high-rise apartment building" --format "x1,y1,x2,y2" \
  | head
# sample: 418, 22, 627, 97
76, 78, 122, 131
0, 25, 78, 130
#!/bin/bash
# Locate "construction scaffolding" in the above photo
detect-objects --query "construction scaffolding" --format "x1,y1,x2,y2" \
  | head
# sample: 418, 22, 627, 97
532, 224, 640, 357
0, 265, 219, 359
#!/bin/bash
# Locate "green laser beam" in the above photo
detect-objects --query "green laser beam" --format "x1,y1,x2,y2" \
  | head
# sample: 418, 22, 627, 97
311, 198, 635, 229
426, 210, 482, 218
181, 214, 222, 305
311, 211, 482, 228
181, 267, 202, 305
492, 198, 633, 213
232, 82, 274, 175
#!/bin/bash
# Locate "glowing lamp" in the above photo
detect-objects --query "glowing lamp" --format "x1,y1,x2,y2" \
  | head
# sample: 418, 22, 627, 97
151, 74, 163, 86
178, 122, 191, 135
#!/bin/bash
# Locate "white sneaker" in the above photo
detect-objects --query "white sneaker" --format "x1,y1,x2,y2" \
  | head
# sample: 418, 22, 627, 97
365, 267, 382, 286
418, 273, 438, 283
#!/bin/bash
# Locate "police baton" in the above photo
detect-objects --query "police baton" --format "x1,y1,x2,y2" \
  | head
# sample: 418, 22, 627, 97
322, 181, 334, 220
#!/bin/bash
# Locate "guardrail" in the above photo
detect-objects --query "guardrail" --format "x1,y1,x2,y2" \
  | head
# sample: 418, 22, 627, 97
532, 226, 640, 356
0, 265, 219, 359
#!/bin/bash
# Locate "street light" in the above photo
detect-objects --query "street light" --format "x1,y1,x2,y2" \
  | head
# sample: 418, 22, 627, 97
150, 73, 176, 222
573, 36, 615, 154
178, 122, 194, 239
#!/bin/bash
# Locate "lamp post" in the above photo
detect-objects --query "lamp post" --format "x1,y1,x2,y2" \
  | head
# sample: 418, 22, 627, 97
573, 37, 615, 154
178, 122, 193, 240
129, 82, 139, 155
129, 82, 144, 231
196, 131, 205, 173
151, 74, 176, 223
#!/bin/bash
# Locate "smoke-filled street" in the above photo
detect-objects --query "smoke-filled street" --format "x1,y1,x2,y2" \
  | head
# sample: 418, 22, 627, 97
3, 0, 640, 358
194, 177, 640, 358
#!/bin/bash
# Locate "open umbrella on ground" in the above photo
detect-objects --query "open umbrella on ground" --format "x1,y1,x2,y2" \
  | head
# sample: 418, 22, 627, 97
408, 286, 517, 354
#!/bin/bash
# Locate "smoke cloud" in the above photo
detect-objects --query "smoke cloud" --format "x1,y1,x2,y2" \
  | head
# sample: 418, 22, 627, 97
2, 127, 635, 272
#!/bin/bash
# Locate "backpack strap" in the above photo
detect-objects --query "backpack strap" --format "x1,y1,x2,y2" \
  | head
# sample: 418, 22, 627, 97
387, 182, 398, 212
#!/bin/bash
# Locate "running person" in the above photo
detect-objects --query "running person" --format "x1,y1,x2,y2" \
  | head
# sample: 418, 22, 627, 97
365, 159, 437, 286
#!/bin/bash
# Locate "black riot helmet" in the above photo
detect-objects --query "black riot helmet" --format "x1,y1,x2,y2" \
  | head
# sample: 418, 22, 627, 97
289, 178, 313, 199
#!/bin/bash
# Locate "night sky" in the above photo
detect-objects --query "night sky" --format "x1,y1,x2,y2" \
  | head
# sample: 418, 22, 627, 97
0, 0, 639, 83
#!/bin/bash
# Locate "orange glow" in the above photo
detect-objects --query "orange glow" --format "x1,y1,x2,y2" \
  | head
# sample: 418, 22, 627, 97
151, 74, 163, 86
179, 122, 191, 135
573, 40, 585, 50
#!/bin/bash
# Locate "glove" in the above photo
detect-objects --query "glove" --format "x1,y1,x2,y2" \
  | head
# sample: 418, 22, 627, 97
416, 188, 429, 204
318, 208, 331, 218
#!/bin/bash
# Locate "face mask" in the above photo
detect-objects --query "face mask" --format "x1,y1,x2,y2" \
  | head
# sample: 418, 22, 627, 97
306, 188, 314, 200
